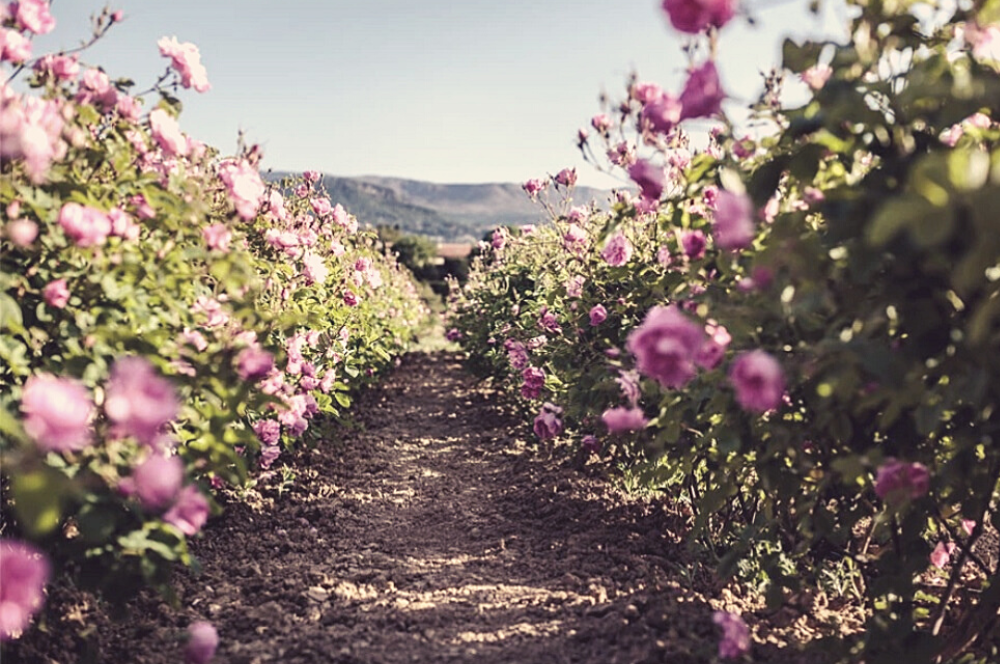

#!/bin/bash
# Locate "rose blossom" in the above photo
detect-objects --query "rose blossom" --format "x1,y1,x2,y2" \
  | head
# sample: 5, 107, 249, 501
58, 202, 111, 247
253, 419, 281, 446
712, 611, 750, 659
628, 159, 666, 202
184, 621, 219, 664
602, 407, 648, 433
679, 61, 725, 120
930, 541, 957, 569
681, 230, 707, 259
42, 278, 69, 308
695, 322, 730, 369
801, 64, 832, 90
563, 223, 589, 255
533, 403, 563, 440
5, 218, 38, 247
626, 305, 705, 388
589, 304, 608, 326
0, 539, 50, 641
554, 167, 577, 187
217, 160, 265, 220
662, 0, 736, 34
236, 347, 274, 382
132, 454, 184, 510
874, 458, 930, 504
728, 350, 784, 412
149, 108, 189, 157
202, 223, 231, 252
713, 190, 755, 250
21, 373, 94, 452
164, 485, 210, 536
522, 178, 546, 198
157, 36, 211, 92
104, 356, 180, 445
601, 233, 633, 266
13, 0, 56, 35
641, 93, 682, 134
590, 113, 612, 133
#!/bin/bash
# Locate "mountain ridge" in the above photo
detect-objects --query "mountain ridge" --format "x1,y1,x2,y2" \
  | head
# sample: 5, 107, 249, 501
265, 172, 611, 242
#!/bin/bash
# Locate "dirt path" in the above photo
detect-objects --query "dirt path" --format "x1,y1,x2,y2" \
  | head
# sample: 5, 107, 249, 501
7, 352, 812, 664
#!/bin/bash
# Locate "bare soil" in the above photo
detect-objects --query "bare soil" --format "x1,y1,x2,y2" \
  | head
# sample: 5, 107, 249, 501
5, 352, 838, 664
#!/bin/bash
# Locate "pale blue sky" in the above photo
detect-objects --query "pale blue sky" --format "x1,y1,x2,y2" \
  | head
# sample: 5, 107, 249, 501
26, 0, 846, 187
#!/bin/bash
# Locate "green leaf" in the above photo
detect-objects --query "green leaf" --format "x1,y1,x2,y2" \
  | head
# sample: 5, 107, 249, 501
0, 293, 24, 332
11, 469, 67, 537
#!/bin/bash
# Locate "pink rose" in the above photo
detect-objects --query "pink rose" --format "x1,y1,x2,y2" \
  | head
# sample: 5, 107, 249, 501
641, 93, 682, 135
343, 290, 360, 306
13, 0, 56, 35
626, 305, 705, 389
149, 109, 189, 157
217, 160, 265, 220
930, 541, 957, 569
21, 374, 94, 452
713, 190, 755, 250
5, 219, 38, 247
712, 611, 750, 659
728, 350, 784, 412
563, 224, 589, 255
132, 454, 184, 510
0, 539, 50, 641
679, 61, 725, 120
164, 485, 210, 536
554, 167, 577, 187
34, 54, 79, 82
589, 304, 607, 326
601, 233, 633, 266
157, 36, 211, 93
253, 419, 281, 445
445, 328, 462, 342
184, 621, 219, 664
602, 406, 648, 433
522, 178, 546, 198
695, 322, 730, 369
0, 28, 32, 63
628, 159, 666, 202
581, 434, 601, 454
58, 202, 111, 247
681, 229, 707, 259
301, 251, 329, 285
202, 223, 231, 252
590, 114, 612, 133
236, 347, 274, 382
662, 0, 736, 34
874, 458, 930, 504
800, 64, 832, 91
42, 278, 69, 308
533, 403, 563, 440
104, 356, 180, 445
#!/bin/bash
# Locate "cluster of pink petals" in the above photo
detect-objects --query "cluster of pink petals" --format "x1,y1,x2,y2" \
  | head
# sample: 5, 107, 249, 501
874, 458, 930, 505
695, 322, 730, 369
627, 160, 666, 202
202, 223, 231, 252
626, 305, 705, 389
728, 350, 784, 412
602, 406, 648, 433
601, 232, 633, 266
76, 68, 117, 109
713, 190, 755, 250
130, 453, 185, 510
522, 178, 547, 198
505, 339, 529, 370
930, 541, 957, 569
184, 621, 219, 664
104, 356, 180, 445
521, 366, 545, 400
533, 402, 563, 440
554, 167, 577, 187
563, 223, 589, 255
20, 373, 94, 452
217, 159, 265, 220
236, 346, 274, 382
33, 53, 79, 82
6, 217, 38, 246
157, 36, 211, 92
662, 0, 736, 34
11, 0, 56, 35
149, 108, 189, 157
58, 202, 111, 247
301, 251, 329, 285
0, 87, 67, 183
0, 539, 50, 642
42, 278, 69, 308
589, 304, 607, 326
712, 610, 750, 659
801, 64, 832, 90
164, 485, 209, 536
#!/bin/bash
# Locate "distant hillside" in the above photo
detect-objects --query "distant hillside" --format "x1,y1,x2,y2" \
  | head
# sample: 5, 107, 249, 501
265, 172, 610, 242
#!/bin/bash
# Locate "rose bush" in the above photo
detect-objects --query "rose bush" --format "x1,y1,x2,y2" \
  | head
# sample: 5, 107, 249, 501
450, 0, 1000, 660
0, 1, 425, 643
